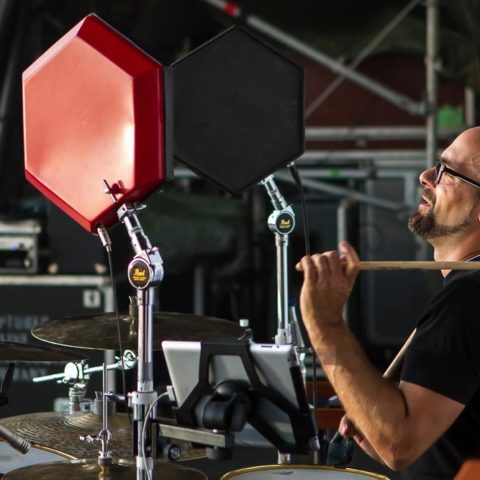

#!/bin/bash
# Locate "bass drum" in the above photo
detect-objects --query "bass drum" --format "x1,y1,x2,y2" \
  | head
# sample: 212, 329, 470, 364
0, 440, 72, 475
221, 464, 390, 480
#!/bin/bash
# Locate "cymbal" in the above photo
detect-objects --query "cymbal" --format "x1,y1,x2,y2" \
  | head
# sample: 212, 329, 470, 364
32, 311, 244, 350
0, 340, 86, 363
0, 412, 204, 461
2, 458, 207, 479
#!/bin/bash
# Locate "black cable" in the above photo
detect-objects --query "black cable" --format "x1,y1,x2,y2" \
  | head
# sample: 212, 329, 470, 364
105, 247, 132, 424
288, 162, 323, 461
288, 163, 311, 256
287, 164, 354, 465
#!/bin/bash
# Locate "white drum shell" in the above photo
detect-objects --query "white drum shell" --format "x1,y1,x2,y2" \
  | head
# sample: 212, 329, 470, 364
221, 464, 390, 480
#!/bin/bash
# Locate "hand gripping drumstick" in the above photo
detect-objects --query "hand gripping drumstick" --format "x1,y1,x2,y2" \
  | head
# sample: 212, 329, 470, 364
327, 328, 417, 466
298, 254, 465, 463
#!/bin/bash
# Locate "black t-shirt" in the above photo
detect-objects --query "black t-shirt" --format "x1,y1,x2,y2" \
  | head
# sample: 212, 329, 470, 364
400, 269, 480, 479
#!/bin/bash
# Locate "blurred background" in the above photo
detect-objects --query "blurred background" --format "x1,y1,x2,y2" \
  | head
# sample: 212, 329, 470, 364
0, 0, 478, 477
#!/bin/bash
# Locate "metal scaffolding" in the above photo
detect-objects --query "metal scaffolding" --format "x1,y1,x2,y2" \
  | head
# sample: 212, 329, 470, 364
200, 0, 456, 200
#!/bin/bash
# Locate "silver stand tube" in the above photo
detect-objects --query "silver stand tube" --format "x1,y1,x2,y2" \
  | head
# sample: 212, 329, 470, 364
133, 287, 157, 479
261, 175, 295, 345
77, 364, 113, 469
98, 362, 112, 467
261, 175, 295, 465
116, 202, 164, 480
275, 233, 290, 345
136, 288, 155, 394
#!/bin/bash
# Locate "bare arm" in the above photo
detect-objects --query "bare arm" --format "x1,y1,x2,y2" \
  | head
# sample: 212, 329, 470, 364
299, 242, 464, 470
339, 414, 385, 464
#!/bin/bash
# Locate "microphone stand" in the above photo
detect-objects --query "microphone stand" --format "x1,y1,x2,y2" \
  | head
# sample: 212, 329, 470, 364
260, 175, 295, 347
104, 182, 163, 480
260, 174, 296, 465
261, 173, 321, 466
120, 202, 163, 480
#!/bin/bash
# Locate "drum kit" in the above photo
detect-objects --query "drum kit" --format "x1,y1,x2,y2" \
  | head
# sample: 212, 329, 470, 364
3, 10, 400, 479
0, 305, 391, 480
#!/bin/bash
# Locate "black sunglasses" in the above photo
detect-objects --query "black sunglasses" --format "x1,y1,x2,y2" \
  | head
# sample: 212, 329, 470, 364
434, 161, 480, 189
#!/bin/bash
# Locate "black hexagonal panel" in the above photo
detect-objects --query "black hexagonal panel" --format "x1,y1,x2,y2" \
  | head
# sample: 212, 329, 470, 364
173, 26, 304, 195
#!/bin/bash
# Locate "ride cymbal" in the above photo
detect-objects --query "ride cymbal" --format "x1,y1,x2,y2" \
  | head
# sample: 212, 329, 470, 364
0, 411, 204, 461
2, 458, 207, 479
32, 312, 243, 350
0, 341, 86, 363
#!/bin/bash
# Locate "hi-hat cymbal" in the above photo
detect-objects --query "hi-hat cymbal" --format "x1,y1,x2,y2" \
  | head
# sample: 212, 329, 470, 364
0, 340, 86, 363
0, 411, 204, 461
32, 312, 244, 350
2, 458, 207, 479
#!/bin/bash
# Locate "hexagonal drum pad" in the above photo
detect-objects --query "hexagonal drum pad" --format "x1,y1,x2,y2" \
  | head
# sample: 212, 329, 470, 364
23, 14, 172, 233
173, 26, 304, 195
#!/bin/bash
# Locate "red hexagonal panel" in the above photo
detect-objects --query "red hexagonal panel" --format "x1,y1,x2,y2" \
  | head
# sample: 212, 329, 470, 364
23, 14, 171, 233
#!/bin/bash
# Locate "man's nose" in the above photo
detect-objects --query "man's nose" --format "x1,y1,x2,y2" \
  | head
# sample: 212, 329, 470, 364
419, 165, 436, 187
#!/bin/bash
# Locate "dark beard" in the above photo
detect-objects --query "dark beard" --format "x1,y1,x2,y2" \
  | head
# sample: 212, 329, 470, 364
408, 209, 472, 240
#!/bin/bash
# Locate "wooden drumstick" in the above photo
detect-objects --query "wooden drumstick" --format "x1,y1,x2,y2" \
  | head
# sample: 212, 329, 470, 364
295, 260, 480, 271
383, 328, 416, 379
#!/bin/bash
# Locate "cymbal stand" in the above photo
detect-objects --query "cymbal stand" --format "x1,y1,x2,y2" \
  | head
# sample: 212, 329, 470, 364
78, 363, 113, 468
261, 174, 296, 465
115, 199, 164, 480
98, 362, 112, 467
32, 352, 137, 413
32, 351, 137, 385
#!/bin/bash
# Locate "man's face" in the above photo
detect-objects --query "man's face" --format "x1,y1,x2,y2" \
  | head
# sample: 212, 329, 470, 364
408, 131, 480, 242
408, 184, 476, 240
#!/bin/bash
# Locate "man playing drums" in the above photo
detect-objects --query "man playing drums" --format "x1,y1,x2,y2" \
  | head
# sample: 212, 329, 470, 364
298, 127, 480, 479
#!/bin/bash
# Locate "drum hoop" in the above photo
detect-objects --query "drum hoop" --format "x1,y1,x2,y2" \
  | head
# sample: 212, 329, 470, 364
220, 464, 390, 479
30, 443, 76, 460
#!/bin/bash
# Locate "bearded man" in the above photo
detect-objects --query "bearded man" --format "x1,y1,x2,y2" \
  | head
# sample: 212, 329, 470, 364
298, 127, 480, 479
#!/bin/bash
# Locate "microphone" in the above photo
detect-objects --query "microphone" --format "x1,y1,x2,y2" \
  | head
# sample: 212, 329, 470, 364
97, 226, 112, 253
0, 425, 31, 454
